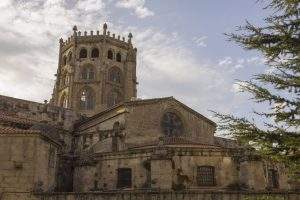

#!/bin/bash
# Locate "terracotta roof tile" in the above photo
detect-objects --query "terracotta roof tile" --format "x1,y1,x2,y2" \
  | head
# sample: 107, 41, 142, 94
127, 137, 221, 149
0, 127, 40, 134
0, 112, 37, 126
214, 137, 242, 148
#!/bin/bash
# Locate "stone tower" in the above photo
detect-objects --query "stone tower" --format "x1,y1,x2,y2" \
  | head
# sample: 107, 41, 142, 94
50, 23, 137, 116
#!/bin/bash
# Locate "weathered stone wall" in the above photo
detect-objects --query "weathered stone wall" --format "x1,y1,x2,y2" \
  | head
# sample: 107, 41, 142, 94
0, 95, 80, 131
2, 191, 299, 200
170, 155, 238, 189
53, 27, 137, 117
73, 153, 151, 192
33, 139, 58, 192
0, 134, 58, 193
72, 147, 291, 192
239, 160, 290, 191
74, 98, 216, 152
74, 111, 126, 152
151, 159, 173, 189
125, 99, 216, 145
0, 136, 36, 192
73, 165, 96, 192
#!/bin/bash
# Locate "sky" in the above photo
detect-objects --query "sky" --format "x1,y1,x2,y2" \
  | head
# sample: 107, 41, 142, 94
0, 0, 272, 127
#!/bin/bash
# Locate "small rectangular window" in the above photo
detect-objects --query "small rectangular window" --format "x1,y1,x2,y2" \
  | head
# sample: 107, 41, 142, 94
268, 169, 279, 188
197, 166, 215, 186
117, 168, 132, 188
48, 146, 56, 168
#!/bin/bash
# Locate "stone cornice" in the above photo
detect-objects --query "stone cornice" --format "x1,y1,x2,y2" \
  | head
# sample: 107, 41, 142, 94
74, 146, 241, 167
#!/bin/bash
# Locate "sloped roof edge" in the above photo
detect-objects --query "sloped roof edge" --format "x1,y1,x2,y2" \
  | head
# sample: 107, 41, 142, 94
75, 96, 216, 128
0, 127, 61, 147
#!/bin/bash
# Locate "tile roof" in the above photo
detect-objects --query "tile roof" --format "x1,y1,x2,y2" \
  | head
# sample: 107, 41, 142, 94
0, 126, 62, 147
0, 112, 37, 126
214, 136, 242, 149
127, 137, 221, 149
0, 127, 40, 134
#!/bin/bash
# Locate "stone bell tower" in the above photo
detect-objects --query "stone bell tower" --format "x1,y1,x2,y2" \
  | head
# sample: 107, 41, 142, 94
50, 23, 137, 116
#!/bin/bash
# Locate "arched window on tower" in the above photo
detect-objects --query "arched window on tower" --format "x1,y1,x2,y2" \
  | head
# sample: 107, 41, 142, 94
64, 74, 69, 85
68, 52, 73, 62
60, 93, 68, 108
107, 50, 113, 60
81, 66, 94, 80
61, 72, 68, 86
63, 56, 67, 66
107, 90, 122, 107
116, 52, 122, 62
79, 48, 87, 58
91, 48, 99, 58
109, 67, 122, 84
79, 87, 95, 110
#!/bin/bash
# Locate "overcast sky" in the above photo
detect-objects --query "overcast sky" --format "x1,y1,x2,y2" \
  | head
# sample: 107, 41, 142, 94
0, 0, 271, 123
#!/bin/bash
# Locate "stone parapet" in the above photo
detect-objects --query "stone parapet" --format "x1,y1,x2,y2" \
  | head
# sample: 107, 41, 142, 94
1, 191, 298, 200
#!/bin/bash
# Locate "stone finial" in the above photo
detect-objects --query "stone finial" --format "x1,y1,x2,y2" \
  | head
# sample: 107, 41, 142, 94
112, 33, 115, 38
103, 23, 107, 35
91, 30, 93, 36
128, 32, 133, 43
117, 35, 120, 40
73, 25, 78, 33
59, 38, 63, 44
107, 31, 110, 36
84, 31, 87, 36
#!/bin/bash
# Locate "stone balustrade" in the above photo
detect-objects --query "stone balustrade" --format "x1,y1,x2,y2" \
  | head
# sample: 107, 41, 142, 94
1, 191, 299, 200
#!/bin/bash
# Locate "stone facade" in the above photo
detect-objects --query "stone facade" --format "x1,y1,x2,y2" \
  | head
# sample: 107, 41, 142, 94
0, 24, 298, 200
0, 128, 59, 193
51, 24, 137, 117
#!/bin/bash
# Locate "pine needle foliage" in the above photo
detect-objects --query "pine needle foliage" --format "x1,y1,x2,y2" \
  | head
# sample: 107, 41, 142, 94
213, 0, 300, 173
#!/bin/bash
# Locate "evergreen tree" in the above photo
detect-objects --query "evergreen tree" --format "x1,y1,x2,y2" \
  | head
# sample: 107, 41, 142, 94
213, 0, 300, 173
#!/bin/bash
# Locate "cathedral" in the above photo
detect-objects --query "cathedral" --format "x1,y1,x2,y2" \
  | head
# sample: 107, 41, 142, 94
0, 24, 297, 200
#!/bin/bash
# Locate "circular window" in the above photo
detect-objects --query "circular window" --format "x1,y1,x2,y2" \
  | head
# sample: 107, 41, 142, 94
161, 112, 183, 137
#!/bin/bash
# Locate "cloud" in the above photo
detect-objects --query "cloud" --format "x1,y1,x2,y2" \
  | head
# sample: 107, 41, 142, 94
116, 0, 154, 18
218, 56, 233, 66
0, 0, 108, 102
0, 0, 257, 121
127, 28, 250, 116
192, 36, 207, 47
218, 56, 264, 72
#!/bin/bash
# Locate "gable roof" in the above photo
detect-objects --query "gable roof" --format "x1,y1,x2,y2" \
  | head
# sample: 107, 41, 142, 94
75, 96, 216, 128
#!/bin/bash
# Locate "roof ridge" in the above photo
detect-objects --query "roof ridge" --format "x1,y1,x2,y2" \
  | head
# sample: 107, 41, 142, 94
0, 94, 43, 105
127, 137, 220, 149
124, 96, 173, 104
0, 113, 38, 125
0, 126, 41, 134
